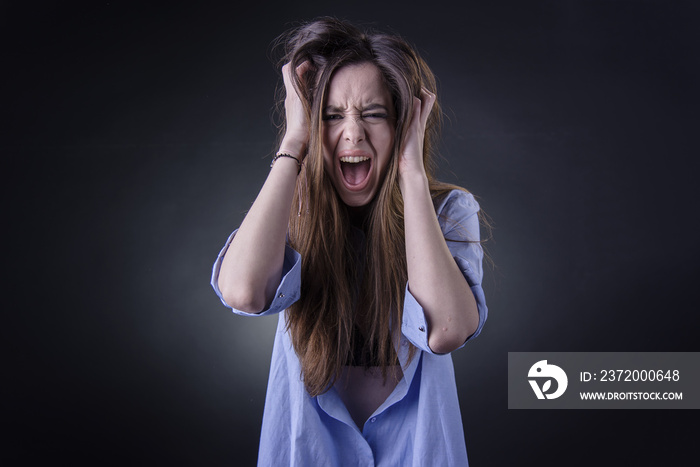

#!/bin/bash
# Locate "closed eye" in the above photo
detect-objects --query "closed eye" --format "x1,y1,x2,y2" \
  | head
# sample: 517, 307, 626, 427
362, 113, 388, 119
322, 114, 343, 121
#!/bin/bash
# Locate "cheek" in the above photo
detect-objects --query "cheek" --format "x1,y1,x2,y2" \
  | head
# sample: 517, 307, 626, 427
322, 125, 341, 151
384, 131, 395, 154
378, 121, 395, 148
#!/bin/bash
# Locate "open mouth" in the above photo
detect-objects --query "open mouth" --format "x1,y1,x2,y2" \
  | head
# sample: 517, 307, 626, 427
339, 156, 372, 187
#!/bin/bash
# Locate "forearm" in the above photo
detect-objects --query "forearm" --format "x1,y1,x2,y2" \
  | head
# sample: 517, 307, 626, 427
400, 172, 479, 353
218, 155, 299, 313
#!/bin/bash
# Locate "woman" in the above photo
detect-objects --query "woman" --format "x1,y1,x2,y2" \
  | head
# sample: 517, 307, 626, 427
212, 17, 487, 466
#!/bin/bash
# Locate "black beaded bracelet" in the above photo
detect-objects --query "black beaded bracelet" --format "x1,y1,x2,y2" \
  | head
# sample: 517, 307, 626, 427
270, 153, 301, 174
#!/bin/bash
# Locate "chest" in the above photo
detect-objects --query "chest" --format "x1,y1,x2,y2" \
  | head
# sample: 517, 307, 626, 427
334, 365, 403, 429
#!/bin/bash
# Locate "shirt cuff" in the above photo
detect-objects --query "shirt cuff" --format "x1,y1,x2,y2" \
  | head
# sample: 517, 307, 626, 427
401, 258, 488, 355
210, 229, 302, 316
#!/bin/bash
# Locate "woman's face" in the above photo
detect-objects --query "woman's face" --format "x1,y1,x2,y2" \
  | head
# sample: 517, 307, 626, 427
322, 62, 395, 207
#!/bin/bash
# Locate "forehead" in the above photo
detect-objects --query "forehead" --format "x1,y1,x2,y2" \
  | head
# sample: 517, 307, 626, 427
326, 62, 392, 107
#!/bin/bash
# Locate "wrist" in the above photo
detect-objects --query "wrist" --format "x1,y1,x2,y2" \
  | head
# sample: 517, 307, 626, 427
399, 168, 429, 195
269, 153, 301, 176
270, 153, 301, 174
279, 134, 308, 160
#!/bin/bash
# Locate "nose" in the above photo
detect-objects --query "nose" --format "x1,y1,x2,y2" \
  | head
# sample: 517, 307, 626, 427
342, 117, 365, 144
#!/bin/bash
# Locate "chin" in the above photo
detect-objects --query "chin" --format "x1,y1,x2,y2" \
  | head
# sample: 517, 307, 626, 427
338, 191, 375, 208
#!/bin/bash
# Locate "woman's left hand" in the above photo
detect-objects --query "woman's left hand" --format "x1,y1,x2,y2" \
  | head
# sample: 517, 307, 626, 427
399, 88, 436, 179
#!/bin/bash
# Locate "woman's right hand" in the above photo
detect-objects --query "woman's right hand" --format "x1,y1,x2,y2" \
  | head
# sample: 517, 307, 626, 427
279, 62, 312, 159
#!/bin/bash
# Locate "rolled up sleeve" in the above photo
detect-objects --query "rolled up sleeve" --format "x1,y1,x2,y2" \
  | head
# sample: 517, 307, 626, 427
210, 229, 302, 317
401, 191, 488, 354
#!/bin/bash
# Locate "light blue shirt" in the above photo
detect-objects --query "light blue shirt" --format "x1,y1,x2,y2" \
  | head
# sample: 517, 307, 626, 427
211, 190, 488, 466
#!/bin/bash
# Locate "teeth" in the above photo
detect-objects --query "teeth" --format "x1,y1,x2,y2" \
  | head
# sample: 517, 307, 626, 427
339, 156, 370, 163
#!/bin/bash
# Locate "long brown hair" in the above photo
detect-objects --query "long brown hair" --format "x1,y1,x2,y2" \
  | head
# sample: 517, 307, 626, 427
276, 17, 466, 396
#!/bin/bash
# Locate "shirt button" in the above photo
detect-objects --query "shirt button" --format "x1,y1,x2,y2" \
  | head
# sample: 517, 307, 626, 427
418, 326, 425, 332
279, 293, 285, 298
370, 417, 376, 423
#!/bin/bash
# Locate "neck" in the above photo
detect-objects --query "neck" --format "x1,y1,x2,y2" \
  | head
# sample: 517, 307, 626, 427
347, 203, 370, 229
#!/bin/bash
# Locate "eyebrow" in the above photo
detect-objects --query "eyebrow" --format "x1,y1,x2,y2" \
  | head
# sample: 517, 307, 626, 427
323, 103, 391, 113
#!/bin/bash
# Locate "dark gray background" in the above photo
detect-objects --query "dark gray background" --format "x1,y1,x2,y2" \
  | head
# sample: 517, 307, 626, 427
4, 1, 698, 465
